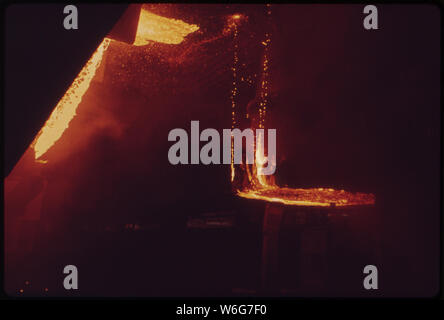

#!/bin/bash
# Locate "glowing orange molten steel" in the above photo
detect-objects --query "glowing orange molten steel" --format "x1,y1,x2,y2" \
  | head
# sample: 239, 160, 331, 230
133, 9, 199, 45
238, 187, 375, 207
236, 134, 375, 207
31, 38, 111, 160
232, 6, 375, 207
30, 10, 199, 161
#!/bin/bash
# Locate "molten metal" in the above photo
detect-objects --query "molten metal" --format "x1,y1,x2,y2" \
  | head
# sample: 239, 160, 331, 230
31, 9, 200, 161
231, 5, 375, 207
32, 38, 111, 159
238, 187, 375, 207
133, 9, 199, 45
237, 138, 375, 206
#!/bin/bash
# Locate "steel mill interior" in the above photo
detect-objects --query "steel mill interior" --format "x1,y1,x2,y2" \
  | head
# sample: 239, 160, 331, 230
4, 4, 440, 297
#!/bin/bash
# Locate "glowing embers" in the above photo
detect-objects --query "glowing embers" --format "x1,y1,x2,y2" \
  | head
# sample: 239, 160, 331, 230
31, 38, 111, 160
229, 14, 240, 182
133, 9, 199, 45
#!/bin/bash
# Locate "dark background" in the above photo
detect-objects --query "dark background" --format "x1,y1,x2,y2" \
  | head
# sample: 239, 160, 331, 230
269, 4, 441, 296
4, 4, 441, 297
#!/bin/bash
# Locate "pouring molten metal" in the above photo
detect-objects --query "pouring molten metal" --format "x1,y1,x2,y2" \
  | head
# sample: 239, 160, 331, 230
236, 131, 375, 207
30, 8, 199, 161
230, 7, 375, 207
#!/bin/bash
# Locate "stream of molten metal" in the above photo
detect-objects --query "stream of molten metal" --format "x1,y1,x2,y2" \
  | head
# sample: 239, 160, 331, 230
236, 128, 375, 207
28, 6, 374, 207
231, 7, 375, 207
